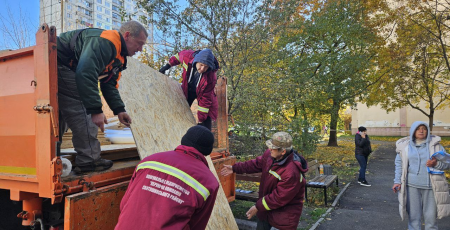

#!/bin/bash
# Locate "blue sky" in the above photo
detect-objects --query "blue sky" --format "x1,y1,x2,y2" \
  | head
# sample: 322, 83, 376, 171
0, 0, 40, 49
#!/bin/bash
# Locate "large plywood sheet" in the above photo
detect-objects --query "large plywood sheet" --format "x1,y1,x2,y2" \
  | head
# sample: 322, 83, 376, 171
120, 58, 196, 158
120, 58, 238, 230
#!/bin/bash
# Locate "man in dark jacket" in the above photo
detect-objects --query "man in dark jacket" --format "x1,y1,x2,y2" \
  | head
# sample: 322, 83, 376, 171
115, 125, 219, 230
355, 126, 372, 186
221, 132, 308, 230
57, 21, 148, 173
159, 49, 219, 130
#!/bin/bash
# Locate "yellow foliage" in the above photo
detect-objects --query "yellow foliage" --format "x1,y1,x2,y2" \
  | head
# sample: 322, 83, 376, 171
309, 140, 379, 168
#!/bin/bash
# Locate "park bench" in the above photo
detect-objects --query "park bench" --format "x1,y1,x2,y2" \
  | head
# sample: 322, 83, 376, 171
235, 159, 338, 206
305, 160, 338, 206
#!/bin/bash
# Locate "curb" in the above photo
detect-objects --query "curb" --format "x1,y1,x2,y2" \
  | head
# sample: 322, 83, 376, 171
308, 182, 351, 230
235, 218, 257, 230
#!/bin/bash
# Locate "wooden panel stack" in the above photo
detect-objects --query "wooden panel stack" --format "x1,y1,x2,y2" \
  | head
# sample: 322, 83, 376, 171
60, 129, 111, 149
120, 58, 238, 230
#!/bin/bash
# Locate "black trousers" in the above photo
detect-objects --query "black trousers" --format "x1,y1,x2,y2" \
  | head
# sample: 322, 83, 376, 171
256, 219, 272, 230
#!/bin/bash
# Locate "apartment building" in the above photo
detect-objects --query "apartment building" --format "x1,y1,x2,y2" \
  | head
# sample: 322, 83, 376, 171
40, 0, 152, 36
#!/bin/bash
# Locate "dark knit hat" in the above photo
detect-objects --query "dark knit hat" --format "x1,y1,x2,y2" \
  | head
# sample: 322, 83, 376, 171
181, 125, 215, 156
358, 126, 367, 132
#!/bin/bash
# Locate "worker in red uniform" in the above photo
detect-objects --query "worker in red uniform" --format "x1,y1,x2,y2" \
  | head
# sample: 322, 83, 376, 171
159, 48, 219, 130
115, 125, 219, 230
221, 132, 308, 230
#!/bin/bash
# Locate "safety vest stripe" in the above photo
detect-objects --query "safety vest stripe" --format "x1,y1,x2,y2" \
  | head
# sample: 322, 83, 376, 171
198, 106, 209, 113
136, 161, 210, 201
182, 62, 188, 71
174, 53, 180, 62
269, 170, 281, 180
300, 173, 303, 183
262, 197, 271, 210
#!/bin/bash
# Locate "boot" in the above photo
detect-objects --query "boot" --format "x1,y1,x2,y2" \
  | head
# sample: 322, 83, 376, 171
73, 158, 113, 174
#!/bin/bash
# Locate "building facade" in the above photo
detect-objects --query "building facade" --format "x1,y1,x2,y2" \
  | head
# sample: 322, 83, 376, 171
40, 0, 152, 37
352, 102, 450, 136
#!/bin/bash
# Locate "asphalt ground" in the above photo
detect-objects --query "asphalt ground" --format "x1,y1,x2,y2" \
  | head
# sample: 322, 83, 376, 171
316, 141, 450, 230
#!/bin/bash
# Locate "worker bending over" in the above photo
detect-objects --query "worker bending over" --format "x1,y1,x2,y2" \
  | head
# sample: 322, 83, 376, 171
115, 125, 219, 229
221, 132, 308, 230
159, 49, 219, 130
57, 21, 148, 173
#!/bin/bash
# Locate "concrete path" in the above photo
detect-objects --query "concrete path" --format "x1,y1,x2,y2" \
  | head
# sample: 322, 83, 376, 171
316, 141, 450, 230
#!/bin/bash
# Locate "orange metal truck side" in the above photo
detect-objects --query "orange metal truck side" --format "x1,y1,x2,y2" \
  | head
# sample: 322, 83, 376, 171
0, 24, 235, 230
0, 24, 62, 202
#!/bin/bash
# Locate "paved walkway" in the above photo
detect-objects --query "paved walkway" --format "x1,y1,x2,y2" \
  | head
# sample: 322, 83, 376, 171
316, 141, 450, 230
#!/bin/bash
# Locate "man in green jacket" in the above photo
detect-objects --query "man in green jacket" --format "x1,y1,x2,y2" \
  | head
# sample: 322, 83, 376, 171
57, 21, 148, 173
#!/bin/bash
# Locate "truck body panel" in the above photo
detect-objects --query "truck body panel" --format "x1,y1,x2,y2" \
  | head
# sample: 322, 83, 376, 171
0, 24, 235, 229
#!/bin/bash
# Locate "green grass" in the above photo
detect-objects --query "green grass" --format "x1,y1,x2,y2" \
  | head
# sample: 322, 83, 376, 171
229, 199, 256, 221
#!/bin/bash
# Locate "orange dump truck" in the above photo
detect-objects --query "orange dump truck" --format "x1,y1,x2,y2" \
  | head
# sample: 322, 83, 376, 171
0, 24, 235, 230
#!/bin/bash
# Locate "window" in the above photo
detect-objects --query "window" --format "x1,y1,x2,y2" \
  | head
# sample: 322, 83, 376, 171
112, 5, 120, 11
112, 13, 120, 19
112, 0, 122, 6
67, 13, 72, 19
105, 2, 110, 7
105, 9, 111, 15
85, 9, 92, 16
97, 0, 102, 4
106, 17, 110, 22
97, 6, 102, 11
105, 25, 111, 30
97, 14, 102, 20
97, 22, 102, 27
67, 5, 72, 10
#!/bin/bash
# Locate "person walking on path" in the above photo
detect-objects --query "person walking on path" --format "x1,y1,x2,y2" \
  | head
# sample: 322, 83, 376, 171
355, 126, 372, 186
115, 125, 219, 230
159, 49, 219, 130
393, 121, 450, 230
57, 21, 148, 173
221, 132, 308, 230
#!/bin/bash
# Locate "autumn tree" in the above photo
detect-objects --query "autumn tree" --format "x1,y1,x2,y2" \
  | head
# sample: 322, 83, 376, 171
277, 0, 383, 146
137, 0, 299, 116
364, 0, 450, 130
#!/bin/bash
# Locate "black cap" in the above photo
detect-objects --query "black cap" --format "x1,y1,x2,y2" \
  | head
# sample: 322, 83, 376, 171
358, 126, 367, 132
181, 125, 215, 156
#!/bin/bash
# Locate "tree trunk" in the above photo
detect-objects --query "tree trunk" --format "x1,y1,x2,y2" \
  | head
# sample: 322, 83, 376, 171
327, 101, 340, 146
429, 109, 434, 132
301, 104, 309, 149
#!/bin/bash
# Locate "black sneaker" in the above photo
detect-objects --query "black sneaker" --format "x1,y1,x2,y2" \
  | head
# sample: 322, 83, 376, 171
359, 180, 371, 187
73, 158, 113, 174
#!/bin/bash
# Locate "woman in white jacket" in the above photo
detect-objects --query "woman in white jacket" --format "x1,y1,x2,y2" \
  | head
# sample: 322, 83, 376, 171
393, 121, 450, 230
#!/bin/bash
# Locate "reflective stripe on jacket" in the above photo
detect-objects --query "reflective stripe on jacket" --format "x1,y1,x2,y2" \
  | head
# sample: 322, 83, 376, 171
168, 50, 219, 122
233, 149, 307, 229
115, 145, 219, 230
57, 28, 128, 115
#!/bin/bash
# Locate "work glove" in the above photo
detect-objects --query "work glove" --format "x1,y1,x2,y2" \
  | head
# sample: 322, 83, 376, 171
159, 64, 171, 74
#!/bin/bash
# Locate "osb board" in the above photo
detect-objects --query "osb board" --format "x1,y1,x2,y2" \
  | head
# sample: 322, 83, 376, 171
120, 58, 238, 230
120, 58, 196, 157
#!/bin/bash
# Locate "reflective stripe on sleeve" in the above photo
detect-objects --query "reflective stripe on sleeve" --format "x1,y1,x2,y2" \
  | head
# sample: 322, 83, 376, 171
182, 62, 188, 71
174, 53, 180, 62
136, 161, 210, 201
262, 197, 271, 210
269, 170, 281, 180
198, 106, 209, 113
300, 173, 303, 183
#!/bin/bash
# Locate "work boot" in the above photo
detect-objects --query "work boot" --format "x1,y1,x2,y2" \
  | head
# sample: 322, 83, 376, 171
73, 158, 113, 174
